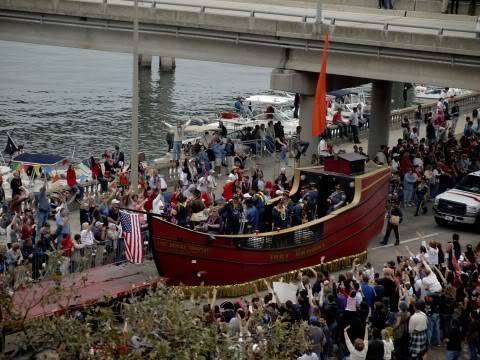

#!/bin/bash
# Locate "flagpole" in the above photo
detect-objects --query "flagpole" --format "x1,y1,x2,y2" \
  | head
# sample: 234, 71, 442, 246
130, 0, 140, 191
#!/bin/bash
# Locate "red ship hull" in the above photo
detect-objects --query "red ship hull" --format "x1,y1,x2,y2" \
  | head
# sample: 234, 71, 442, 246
149, 165, 390, 286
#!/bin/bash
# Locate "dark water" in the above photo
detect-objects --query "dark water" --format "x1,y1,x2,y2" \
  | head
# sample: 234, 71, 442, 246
0, 41, 413, 162
0, 40, 270, 161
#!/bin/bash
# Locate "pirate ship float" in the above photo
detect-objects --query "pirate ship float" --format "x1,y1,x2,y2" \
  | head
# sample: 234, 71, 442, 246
149, 153, 390, 288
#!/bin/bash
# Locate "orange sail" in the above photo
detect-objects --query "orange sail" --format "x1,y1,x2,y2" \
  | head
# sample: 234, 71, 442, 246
312, 33, 330, 137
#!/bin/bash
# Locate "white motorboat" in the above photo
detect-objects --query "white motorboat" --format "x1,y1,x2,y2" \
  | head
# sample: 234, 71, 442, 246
326, 89, 369, 125
415, 85, 472, 100
181, 93, 299, 136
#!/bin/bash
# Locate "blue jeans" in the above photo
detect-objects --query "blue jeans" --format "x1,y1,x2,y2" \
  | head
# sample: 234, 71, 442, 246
265, 136, 275, 153
115, 238, 126, 265
37, 210, 49, 228
404, 188, 414, 204
446, 351, 460, 360
173, 141, 182, 161
428, 313, 441, 346
279, 146, 288, 166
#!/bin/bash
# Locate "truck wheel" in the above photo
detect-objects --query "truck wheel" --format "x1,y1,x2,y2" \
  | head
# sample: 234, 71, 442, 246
435, 217, 447, 226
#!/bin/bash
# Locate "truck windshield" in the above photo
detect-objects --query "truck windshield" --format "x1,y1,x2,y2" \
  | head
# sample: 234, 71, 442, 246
455, 175, 480, 194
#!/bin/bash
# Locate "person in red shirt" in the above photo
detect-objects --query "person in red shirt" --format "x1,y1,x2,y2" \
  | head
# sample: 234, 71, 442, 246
201, 186, 215, 208
142, 187, 157, 213
89, 157, 104, 194
399, 152, 413, 176
332, 108, 346, 138
223, 180, 235, 201
20, 217, 34, 244
67, 164, 84, 202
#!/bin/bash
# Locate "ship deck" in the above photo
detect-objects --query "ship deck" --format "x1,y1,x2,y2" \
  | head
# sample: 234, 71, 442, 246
10, 261, 164, 322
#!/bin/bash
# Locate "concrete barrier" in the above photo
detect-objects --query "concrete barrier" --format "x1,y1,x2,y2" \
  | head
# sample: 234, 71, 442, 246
323, 4, 406, 15
405, 10, 477, 20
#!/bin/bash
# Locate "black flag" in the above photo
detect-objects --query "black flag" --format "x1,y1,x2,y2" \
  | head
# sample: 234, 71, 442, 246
3, 133, 18, 156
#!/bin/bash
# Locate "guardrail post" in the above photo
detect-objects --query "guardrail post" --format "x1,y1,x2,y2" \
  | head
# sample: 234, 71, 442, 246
199, 5, 205, 25
476, 17, 480, 39
151, 1, 156, 8
249, 10, 255, 30
437, 27, 444, 36
330, 18, 336, 25
316, 0, 322, 24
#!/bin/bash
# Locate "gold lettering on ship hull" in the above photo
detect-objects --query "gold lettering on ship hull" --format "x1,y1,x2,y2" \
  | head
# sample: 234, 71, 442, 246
157, 240, 209, 256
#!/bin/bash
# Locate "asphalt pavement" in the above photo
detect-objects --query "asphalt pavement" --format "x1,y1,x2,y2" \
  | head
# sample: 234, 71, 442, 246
367, 200, 479, 271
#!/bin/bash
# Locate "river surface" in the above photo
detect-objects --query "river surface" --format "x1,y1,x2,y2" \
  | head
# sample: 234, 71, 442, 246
0, 40, 411, 162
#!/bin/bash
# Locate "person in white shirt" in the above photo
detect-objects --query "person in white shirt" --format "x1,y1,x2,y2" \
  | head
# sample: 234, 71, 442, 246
152, 192, 164, 214
375, 145, 388, 165
80, 222, 95, 267
408, 300, 428, 359
427, 241, 439, 266
317, 137, 329, 158
80, 222, 94, 247
344, 324, 369, 360
391, 154, 400, 172
420, 259, 442, 293
162, 120, 191, 162
409, 128, 419, 144
350, 108, 360, 144
381, 329, 394, 360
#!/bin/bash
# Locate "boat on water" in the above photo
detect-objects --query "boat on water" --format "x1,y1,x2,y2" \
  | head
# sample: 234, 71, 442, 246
414, 85, 472, 100
326, 89, 370, 124
148, 154, 390, 286
183, 93, 298, 135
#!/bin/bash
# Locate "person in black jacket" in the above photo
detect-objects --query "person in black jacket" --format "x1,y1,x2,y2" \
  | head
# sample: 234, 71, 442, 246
380, 203, 403, 246
365, 327, 384, 360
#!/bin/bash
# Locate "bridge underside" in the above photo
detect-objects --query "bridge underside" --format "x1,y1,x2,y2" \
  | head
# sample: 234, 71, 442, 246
0, 15, 479, 90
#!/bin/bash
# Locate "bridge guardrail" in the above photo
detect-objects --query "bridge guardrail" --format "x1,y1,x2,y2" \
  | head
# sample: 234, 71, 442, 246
108, 0, 480, 37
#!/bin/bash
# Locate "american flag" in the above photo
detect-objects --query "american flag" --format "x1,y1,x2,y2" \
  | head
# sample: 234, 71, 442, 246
119, 210, 144, 264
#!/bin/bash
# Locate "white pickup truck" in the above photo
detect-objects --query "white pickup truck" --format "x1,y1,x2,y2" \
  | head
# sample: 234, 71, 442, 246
433, 171, 480, 230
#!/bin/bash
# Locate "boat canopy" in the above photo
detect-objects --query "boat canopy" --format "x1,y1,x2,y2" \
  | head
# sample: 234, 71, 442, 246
328, 89, 358, 98
12, 153, 66, 166
244, 95, 293, 105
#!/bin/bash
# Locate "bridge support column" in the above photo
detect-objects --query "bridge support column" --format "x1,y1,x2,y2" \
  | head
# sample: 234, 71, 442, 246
138, 54, 152, 70
159, 56, 176, 72
270, 69, 317, 166
368, 80, 392, 161
270, 69, 370, 165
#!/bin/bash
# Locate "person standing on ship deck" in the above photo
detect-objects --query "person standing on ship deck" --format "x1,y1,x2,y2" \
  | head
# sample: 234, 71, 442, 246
351, 107, 361, 144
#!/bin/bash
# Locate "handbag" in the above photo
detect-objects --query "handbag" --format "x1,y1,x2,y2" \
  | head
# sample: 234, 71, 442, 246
390, 215, 400, 226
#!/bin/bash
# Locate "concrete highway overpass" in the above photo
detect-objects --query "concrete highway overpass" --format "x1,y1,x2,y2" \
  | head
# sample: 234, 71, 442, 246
0, 0, 479, 90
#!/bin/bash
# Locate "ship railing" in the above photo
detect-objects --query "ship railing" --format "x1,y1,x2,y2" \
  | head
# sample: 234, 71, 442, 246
236, 223, 323, 250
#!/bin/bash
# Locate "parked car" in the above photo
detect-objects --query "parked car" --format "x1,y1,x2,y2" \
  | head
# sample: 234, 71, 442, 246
433, 171, 480, 231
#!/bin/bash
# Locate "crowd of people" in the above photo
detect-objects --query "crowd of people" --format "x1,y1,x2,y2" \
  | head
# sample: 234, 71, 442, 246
367, 103, 480, 246
1, 90, 479, 357
207, 232, 480, 360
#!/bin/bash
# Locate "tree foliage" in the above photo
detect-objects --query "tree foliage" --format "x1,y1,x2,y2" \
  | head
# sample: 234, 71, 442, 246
1, 267, 312, 359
